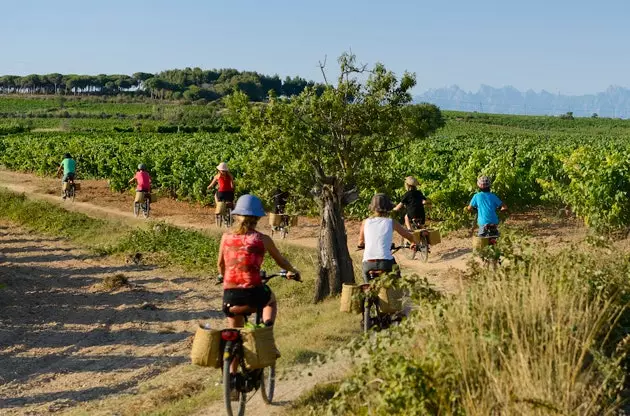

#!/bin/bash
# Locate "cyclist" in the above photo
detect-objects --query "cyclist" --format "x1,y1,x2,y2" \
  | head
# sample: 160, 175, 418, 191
218, 194, 300, 331
393, 176, 430, 230
358, 193, 417, 283
128, 163, 151, 196
207, 162, 235, 206
272, 188, 289, 215
465, 175, 508, 236
56, 153, 76, 199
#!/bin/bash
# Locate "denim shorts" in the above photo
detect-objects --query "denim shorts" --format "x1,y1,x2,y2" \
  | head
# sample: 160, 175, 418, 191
361, 259, 397, 283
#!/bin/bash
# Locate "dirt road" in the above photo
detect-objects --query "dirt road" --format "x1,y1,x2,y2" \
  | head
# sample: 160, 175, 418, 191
0, 222, 226, 415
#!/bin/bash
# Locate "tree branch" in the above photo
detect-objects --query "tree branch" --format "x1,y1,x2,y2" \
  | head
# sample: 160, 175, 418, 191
318, 55, 329, 86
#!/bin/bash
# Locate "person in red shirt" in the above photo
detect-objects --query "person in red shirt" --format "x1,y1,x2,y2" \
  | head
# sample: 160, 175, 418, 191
207, 162, 235, 205
128, 163, 151, 192
217, 194, 299, 330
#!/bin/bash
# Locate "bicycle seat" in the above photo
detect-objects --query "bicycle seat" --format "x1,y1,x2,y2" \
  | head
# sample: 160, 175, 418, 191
227, 304, 257, 316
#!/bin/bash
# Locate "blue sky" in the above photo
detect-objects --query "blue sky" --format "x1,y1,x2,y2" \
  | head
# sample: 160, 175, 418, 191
2, 0, 629, 94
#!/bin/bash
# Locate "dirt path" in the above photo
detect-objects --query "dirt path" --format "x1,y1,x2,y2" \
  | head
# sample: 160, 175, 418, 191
0, 222, 226, 415
0, 169, 472, 289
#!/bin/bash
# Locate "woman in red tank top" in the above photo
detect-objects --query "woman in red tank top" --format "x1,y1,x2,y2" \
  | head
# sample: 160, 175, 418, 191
218, 194, 300, 330
207, 161, 235, 205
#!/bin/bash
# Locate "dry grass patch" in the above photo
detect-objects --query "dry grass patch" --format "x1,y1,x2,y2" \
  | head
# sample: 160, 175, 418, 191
100, 273, 129, 291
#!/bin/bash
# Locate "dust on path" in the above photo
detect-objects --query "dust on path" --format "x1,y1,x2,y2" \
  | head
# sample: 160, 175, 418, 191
0, 222, 225, 415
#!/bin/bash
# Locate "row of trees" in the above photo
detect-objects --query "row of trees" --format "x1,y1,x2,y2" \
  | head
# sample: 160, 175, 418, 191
0, 68, 316, 102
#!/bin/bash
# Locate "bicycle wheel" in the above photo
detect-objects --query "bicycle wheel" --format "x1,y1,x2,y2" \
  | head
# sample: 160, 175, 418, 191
133, 202, 140, 217
226, 209, 232, 227
363, 297, 376, 333
281, 227, 288, 239
143, 201, 150, 218
223, 351, 246, 416
260, 365, 276, 404
418, 235, 429, 263
216, 214, 223, 227
69, 185, 75, 202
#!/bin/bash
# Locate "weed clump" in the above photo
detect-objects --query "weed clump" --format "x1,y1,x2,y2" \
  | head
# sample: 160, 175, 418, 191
101, 273, 129, 291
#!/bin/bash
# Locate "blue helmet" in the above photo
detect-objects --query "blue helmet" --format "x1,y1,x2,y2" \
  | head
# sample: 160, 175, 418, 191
231, 194, 266, 217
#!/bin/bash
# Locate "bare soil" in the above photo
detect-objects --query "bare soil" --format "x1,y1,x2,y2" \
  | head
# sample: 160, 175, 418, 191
0, 222, 225, 415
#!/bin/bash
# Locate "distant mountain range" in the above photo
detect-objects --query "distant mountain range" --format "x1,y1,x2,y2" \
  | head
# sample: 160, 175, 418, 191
414, 85, 630, 118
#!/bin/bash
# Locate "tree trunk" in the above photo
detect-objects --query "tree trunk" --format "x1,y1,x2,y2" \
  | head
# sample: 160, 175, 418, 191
314, 179, 355, 302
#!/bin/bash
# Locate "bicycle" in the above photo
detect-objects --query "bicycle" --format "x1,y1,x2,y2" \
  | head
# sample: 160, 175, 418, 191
134, 192, 151, 218
358, 245, 405, 333
270, 210, 292, 239
215, 201, 233, 228
62, 179, 76, 202
400, 218, 429, 262
476, 224, 501, 267
217, 270, 301, 416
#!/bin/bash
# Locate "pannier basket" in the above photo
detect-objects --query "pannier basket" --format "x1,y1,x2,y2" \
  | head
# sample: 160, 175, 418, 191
378, 287, 404, 314
426, 229, 441, 245
289, 215, 298, 227
149, 193, 157, 203
215, 201, 228, 215
472, 236, 490, 250
135, 191, 146, 203
269, 213, 282, 227
73, 183, 81, 190
412, 229, 429, 244
340, 284, 363, 314
242, 326, 278, 369
190, 325, 222, 368
62, 182, 68, 191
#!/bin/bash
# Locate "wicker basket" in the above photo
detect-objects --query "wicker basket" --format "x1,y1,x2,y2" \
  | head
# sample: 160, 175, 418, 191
215, 201, 228, 215
378, 287, 404, 314
269, 213, 282, 227
289, 215, 298, 227
73, 183, 81, 190
472, 236, 490, 250
242, 326, 278, 369
426, 229, 441, 245
135, 191, 146, 203
150, 194, 157, 203
340, 284, 362, 313
190, 326, 222, 368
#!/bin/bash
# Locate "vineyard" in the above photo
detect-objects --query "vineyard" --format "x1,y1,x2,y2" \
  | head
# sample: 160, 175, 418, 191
2, 102, 630, 231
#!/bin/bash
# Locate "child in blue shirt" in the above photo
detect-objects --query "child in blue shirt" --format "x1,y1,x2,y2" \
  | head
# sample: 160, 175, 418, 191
465, 176, 508, 236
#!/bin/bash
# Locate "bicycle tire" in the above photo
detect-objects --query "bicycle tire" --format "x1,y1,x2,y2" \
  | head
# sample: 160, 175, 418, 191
70, 185, 75, 202
281, 227, 288, 239
363, 297, 374, 333
143, 201, 150, 218
133, 202, 140, 217
418, 235, 429, 263
216, 214, 222, 227
260, 365, 276, 404
223, 347, 246, 416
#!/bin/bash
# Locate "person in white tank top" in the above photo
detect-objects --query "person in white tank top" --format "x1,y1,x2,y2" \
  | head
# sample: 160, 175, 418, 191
358, 194, 417, 283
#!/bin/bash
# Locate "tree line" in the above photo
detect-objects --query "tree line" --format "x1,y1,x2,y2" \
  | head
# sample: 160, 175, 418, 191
0, 68, 317, 102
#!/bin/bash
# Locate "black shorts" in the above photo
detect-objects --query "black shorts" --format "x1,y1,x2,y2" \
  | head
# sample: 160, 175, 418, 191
223, 286, 272, 317
406, 210, 425, 225
217, 191, 235, 202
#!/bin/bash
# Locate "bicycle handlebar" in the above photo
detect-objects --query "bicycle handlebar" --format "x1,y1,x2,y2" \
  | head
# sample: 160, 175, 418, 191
216, 269, 301, 285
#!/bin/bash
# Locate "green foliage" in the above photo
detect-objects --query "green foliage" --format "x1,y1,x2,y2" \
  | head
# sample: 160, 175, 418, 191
322, 245, 630, 415
227, 53, 444, 217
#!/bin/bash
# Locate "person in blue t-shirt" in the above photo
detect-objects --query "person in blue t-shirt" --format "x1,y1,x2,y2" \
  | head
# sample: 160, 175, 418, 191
465, 176, 508, 236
